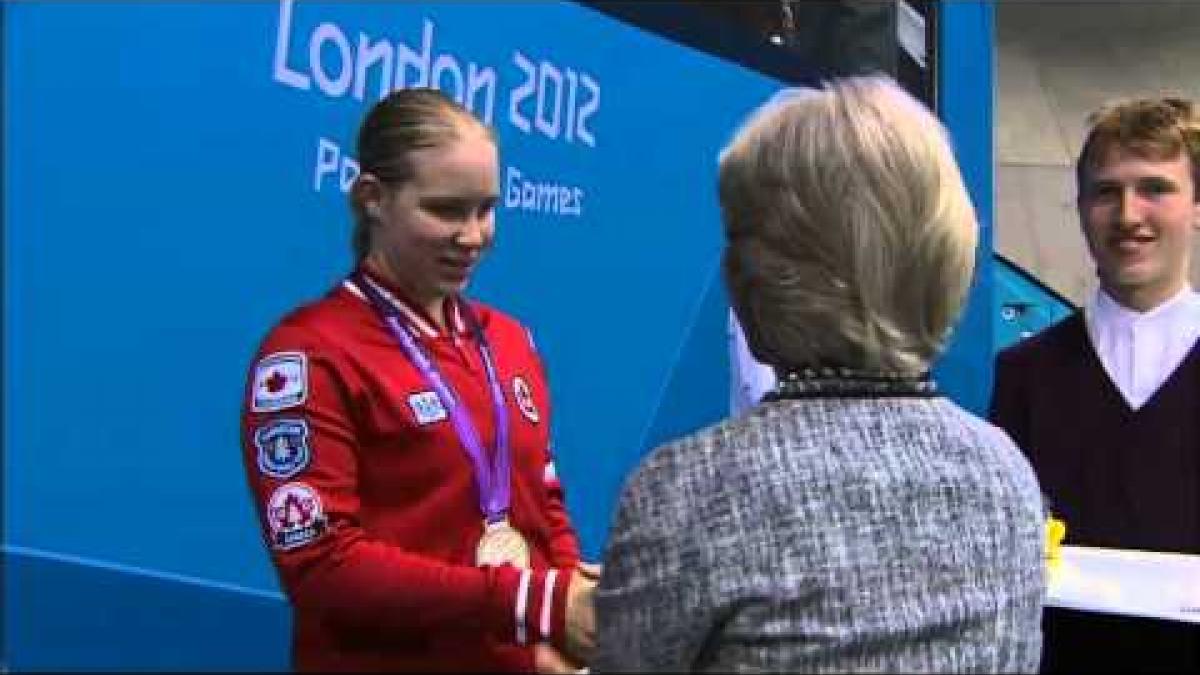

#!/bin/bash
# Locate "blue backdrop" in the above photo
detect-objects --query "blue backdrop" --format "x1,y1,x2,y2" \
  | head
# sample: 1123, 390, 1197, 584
3, 1, 995, 669
995, 257, 1075, 351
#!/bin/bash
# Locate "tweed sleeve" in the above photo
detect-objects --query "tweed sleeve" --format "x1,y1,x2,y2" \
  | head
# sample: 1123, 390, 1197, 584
593, 456, 713, 673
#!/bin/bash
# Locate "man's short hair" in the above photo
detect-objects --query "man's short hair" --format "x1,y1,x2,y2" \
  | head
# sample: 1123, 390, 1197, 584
719, 76, 978, 375
1076, 96, 1200, 200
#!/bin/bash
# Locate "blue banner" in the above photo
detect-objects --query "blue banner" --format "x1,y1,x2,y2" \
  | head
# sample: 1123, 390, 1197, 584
4, 1, 783, 593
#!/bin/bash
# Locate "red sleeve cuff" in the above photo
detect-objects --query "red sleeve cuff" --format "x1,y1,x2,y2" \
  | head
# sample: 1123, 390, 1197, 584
485, 564, 528, 645
487, 564, 573, 648
548, 566, 572, 648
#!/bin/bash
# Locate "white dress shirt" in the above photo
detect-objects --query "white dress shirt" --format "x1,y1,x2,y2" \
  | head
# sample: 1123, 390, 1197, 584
1084, 286, 1200, 410
728, 311, 777, 415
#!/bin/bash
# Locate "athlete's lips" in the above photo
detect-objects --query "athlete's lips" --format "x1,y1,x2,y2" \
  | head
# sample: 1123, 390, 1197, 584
439, 257, 478, 278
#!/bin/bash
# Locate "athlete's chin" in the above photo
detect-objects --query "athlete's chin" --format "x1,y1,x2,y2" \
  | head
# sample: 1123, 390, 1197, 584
435, 277, 471, 297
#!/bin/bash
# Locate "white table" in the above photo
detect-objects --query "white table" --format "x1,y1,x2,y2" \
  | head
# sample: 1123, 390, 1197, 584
1046, 545, 1200, 624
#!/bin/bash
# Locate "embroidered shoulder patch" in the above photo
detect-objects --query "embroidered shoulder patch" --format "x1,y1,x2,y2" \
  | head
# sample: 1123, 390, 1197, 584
512, 375, 540, 424
267, 482, 327, 550
254, 418, 311, 479
252, 352, 308, 412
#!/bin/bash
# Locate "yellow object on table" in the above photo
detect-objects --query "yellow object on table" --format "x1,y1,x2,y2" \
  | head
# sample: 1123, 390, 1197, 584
1046, 516, 1066, 566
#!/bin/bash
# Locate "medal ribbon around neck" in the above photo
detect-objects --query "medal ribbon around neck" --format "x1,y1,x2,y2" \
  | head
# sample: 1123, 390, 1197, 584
353, 273, 512, 525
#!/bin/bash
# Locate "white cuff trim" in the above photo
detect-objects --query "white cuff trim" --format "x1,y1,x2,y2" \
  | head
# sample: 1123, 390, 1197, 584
515, 569, 532, 645
540, 568, 559, 640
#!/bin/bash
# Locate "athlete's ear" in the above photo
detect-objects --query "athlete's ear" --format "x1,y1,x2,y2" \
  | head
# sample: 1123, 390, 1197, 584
353, 173, 386, 222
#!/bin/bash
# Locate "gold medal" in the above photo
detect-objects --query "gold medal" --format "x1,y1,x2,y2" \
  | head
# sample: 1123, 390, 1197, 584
475, 518, 531, 568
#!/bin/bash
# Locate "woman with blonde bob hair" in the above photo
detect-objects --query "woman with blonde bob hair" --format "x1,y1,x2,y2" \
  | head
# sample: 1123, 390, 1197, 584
594, 77, 1046, 673
722, 78, 977, 377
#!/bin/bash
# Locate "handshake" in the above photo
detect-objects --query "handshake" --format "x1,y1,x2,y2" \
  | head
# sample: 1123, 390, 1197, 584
535, 562, 601, 674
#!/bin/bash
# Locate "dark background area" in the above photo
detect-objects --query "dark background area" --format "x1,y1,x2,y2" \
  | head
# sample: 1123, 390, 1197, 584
580, 1, 935, 106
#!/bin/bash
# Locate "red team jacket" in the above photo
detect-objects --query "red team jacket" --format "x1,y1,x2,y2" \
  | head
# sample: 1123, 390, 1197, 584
241, 269, 581, 672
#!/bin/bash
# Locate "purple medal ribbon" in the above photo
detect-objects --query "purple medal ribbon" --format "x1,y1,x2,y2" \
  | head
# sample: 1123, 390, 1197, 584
353, 274, 512, 524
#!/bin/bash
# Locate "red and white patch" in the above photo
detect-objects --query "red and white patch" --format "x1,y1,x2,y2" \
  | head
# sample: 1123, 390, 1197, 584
251, 352, 308, 412
512, 375, 540, 424
267, 482, 327, 550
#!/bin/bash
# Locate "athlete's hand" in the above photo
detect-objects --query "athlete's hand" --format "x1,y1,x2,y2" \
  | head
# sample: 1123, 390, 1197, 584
577, 561, 602, 581
534, 641, 585, 674
562, 567, 596, 665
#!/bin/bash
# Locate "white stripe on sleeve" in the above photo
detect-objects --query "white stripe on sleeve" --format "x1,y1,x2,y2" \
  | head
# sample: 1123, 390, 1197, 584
540, 568, 559, 640
515, 569, 532, 645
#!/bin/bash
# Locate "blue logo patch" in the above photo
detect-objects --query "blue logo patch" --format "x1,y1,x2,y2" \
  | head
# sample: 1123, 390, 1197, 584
407, 390, 448, 426
254, 418, 311, 479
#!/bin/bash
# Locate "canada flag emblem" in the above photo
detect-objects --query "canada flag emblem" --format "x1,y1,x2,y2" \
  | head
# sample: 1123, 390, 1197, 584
252, 352, 308, 412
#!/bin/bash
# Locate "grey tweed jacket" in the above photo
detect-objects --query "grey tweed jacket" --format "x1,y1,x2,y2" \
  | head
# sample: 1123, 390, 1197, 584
594, 396, 1046, 673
